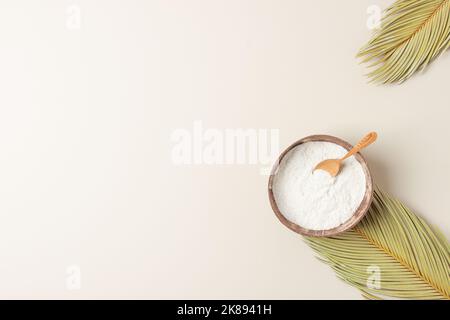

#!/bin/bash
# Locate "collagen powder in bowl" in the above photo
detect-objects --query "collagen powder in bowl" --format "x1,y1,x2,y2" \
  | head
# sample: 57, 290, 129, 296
268, 135, 373, 237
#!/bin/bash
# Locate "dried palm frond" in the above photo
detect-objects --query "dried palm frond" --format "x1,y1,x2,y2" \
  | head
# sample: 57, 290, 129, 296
305, 189, 450, 300
357, 0, 450, 84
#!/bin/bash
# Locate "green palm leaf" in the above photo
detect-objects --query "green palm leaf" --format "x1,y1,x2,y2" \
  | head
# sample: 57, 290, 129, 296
305, 189, 450, 299
357, 0, 450, 84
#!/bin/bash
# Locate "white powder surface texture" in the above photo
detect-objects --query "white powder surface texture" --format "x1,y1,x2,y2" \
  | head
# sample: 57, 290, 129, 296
272, 141, 367, 230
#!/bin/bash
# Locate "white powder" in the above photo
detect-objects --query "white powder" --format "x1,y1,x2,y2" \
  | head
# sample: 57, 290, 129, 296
272, 141, 366, 230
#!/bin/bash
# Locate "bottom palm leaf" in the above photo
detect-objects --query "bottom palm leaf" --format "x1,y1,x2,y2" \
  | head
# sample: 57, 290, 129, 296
304, 188, 450, 300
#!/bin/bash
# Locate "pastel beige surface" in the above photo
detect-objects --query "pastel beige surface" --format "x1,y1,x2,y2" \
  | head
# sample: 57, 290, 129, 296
0, 0, 448, 299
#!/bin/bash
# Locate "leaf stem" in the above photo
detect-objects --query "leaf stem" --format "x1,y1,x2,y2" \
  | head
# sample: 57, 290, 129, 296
353, 227, 449, 299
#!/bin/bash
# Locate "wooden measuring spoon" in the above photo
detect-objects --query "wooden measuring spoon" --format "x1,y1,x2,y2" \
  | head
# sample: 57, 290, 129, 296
314, 132, 377, 177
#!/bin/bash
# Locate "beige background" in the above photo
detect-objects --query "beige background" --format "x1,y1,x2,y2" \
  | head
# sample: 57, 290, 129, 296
0, 0, 448, 299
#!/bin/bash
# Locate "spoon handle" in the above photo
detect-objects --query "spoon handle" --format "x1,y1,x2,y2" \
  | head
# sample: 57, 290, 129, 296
341, 132, 377, 161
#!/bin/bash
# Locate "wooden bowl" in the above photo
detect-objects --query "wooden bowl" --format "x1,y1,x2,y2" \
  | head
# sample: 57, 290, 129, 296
268, 135, 374, 237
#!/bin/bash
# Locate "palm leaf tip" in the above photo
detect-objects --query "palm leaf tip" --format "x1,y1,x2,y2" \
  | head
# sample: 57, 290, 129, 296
305, 188, 450, 300
357, 0, 450, 84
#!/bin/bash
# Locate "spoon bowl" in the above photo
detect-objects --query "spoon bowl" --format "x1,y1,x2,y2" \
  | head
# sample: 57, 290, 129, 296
313, 158, 341, 177
314, 132, 377, 177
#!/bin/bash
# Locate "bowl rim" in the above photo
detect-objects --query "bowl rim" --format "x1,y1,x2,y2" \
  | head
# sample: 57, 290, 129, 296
267, 134, 374, 237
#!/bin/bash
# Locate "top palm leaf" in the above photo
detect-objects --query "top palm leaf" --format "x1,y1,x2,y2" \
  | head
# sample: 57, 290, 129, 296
358, 0, 450, 83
